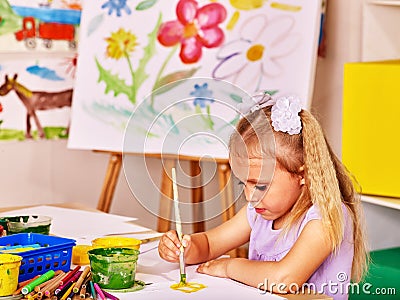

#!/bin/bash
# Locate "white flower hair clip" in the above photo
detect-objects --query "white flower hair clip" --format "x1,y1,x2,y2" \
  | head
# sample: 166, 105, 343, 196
271, 95, 302, 135
237, 93, 302, 135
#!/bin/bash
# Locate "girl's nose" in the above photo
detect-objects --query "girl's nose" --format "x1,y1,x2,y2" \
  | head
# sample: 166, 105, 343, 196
243, 185, 261, 206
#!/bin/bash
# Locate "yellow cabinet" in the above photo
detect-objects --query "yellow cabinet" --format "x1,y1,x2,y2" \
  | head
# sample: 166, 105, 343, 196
342, 60, 400, 198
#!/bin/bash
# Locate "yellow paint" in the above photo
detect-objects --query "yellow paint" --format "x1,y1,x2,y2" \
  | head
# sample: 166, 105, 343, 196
270, 2, 302, 12
227, 11, 240, 30
246, 44, 265, 61
91, 236, 142, 250
170, 281, 207, 293
72, 244, 93, 265
183, 23, 198, 39
230, 0, 264, 10
342, 60, 400, 198
0, 254, 22, 297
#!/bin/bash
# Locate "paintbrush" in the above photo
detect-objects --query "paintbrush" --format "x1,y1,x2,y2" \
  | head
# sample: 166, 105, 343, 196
172, 167, 186, 285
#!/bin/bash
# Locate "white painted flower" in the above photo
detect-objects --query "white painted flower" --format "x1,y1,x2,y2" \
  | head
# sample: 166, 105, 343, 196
212, 14, 301, 92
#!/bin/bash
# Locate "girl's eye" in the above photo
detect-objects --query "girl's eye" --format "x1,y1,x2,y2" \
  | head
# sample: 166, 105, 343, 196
238, 181, 245, 186
255, 185, 268, 191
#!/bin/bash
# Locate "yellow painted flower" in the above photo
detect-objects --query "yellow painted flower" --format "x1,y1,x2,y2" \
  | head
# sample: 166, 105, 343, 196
105, 28, 138, 59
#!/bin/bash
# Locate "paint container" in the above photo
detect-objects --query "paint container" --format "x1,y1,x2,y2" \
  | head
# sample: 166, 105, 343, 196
0, 254, 23, 296
88, 247, 139, 289
72, 245, 93, 265
91, 237, 142, 250
0, 216, 52, 235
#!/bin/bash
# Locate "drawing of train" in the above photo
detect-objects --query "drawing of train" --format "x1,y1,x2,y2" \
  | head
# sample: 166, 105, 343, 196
14, 16, 76, 49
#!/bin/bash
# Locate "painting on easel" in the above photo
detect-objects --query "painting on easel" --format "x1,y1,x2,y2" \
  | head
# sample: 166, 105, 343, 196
68, 0, 322, 157
0, 55, 76, 140
0, 0, 81, 52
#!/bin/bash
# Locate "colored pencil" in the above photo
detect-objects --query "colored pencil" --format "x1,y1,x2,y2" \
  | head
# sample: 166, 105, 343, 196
59, 266, 80, 286
59, 284, 74, 300
13, 275, 40, 295
93, 283, 105, 300
102, 290, 120, 300
89, 280, 97, 300
55, 271, 82, 294
73, 266, 91, 293
55, 281, 73, 300
44, 272, 66, 296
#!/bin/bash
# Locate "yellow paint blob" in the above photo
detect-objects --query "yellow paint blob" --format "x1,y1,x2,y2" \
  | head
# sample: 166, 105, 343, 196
227, 11, 240, 30
0, 254, 22, 296
170, 281, 207, 293
270, 2, 302, 12
230, 0, 264, 10
246, 44, 265, 61
183, 23, 198, 39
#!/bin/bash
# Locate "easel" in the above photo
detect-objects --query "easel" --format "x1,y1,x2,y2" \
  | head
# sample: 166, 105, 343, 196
95, 151, 236, 234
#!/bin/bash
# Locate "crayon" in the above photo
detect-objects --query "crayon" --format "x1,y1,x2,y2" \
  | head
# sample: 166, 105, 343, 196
93, 283, 105, 300
22, 270, 55, 295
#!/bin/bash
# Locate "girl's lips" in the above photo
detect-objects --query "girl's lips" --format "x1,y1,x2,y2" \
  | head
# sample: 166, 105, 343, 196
255, 208, 266, 214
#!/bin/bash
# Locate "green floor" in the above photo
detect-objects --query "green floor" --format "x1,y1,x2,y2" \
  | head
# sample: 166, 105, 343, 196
349, 247, 399, 299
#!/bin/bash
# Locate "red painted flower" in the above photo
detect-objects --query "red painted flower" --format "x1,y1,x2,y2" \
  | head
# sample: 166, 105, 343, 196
0, 102, 3, 112
157, 0, 227, 64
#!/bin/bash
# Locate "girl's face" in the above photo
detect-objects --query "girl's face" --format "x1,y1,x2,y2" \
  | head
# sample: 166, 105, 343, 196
230, 155, 303, 221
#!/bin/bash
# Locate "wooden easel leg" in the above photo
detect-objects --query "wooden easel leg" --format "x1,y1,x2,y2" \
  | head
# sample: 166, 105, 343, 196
218, 162, 239, 257
157, 159, 176, 232
97, 153, 123, 213
191, 160, 204, 233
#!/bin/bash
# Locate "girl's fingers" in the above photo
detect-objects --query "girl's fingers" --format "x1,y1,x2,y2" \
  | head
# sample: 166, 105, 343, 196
165, 230, 182, 247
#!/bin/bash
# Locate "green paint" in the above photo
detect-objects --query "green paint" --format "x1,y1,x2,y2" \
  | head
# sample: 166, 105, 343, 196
7, 268, 10, 275
1, 216, 51, 235
0, 129, 25, 141
88, 248, 139, 290
135, 0, 158, 11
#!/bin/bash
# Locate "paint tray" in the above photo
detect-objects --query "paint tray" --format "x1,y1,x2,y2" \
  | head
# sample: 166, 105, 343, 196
0, 233, 76, 281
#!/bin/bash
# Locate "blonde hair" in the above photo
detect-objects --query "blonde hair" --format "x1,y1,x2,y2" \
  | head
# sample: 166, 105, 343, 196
229, 106, 369, 282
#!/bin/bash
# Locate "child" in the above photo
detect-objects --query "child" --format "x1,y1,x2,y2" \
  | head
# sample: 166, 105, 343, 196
158, 93, 368, 299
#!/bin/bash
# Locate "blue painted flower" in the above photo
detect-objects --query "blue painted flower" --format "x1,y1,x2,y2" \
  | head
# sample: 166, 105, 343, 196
190, 83, 214, 108
101, 0, 131, 17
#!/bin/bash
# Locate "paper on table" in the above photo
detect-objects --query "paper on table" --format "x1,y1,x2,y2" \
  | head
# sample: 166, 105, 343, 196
0, 206, 140, 238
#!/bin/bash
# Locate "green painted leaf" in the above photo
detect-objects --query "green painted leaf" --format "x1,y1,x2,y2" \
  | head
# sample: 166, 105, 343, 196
264, 89, 279, 96
229, 94, 242, 103
135, 13, 162, 89
136, 0, 158, 10
153, 67, 200, 95
95, 58, 136, 104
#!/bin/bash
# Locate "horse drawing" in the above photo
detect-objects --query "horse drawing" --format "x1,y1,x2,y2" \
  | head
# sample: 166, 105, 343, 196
0, 74, 73, 138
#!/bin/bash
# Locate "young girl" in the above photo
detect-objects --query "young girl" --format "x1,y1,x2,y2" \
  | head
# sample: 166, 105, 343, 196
158, 94, 368, 299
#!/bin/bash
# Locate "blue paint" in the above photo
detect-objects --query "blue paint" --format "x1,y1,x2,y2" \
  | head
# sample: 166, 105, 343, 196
190, 83, 214, 108
26, 65, 64, 81
11, 6, 81, 25
101, 0, 131, 17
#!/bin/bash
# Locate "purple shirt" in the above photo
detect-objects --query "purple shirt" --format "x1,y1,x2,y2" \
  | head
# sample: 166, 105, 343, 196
247, 203, 354, 300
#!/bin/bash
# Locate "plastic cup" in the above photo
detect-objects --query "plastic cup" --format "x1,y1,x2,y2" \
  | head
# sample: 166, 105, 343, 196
72, 245, 93, 265
1, 216, 52, 235
91, 236, 142, 250
0, 254, 23, 296
88, 247, 139, 289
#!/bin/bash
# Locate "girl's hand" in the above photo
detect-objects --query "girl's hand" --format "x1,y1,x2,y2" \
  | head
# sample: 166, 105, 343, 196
158, 230, 191, 262
197, 258, 232, 278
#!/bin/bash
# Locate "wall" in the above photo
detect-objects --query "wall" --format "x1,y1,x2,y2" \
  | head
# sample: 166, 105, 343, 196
0, 0, 399, 249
